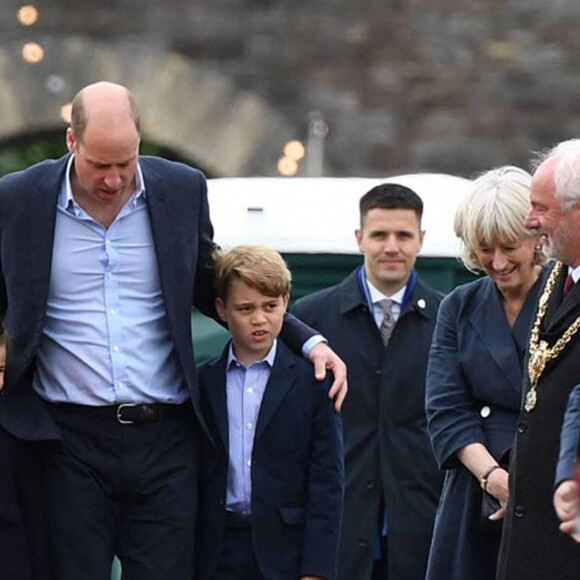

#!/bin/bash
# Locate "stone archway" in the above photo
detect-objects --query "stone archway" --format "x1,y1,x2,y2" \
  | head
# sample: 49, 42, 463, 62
0, 37, 295, 176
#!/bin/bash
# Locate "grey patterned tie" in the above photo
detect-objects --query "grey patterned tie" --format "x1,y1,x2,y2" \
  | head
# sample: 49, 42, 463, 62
379, 299, 395, 346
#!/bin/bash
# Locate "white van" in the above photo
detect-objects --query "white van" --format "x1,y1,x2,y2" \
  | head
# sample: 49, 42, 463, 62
207, 174, 470, 258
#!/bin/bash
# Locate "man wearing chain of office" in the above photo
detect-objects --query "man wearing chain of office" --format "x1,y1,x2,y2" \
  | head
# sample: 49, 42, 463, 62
497, 138, 580, 579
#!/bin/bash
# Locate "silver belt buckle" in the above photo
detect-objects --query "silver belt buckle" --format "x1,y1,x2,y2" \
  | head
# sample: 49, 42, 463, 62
116, 403, 137, 425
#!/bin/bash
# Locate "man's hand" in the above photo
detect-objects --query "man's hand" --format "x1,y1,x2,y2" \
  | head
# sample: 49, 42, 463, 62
308, 342, 347, 412
554, 480, 580, 542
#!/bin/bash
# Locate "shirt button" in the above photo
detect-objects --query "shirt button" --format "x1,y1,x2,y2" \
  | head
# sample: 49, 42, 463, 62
246, 423, 253, 430
514, 505, 526, 518
480, 406, 491, 418
113, 346, 120, 352
247, 387, 253, 393
107, 272, 113, 279
247, 459, 252, 467
110, 309, 116, 315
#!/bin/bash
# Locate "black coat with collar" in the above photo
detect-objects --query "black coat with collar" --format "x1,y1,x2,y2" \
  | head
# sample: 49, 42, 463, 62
498, 262, 580, 579
292, 268, 444, 580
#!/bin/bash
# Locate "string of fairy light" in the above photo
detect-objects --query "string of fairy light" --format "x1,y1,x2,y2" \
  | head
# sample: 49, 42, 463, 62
16, 4, 73, 124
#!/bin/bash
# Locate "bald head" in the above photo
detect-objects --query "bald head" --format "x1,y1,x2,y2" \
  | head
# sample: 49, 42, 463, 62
70, 82, 141, 144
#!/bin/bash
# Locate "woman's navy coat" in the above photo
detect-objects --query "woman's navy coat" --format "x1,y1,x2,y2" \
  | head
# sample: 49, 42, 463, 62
425, 273, 544, 580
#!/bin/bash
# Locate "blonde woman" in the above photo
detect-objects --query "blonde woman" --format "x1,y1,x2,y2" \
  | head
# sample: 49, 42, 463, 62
425, 166, 547, 580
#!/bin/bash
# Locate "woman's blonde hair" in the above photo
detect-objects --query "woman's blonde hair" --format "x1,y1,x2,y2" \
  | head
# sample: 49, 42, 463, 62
455, 165, 545, 272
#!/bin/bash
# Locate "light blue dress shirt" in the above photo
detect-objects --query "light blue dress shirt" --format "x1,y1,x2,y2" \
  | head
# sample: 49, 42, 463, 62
224, 340, 276, 515
33, 156, 188, 405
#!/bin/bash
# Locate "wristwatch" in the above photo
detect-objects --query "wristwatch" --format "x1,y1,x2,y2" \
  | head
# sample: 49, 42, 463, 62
480, 464, 501, 491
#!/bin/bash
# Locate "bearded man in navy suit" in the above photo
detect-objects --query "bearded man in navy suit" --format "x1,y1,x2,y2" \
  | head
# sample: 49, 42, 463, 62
0, 81, 346, 580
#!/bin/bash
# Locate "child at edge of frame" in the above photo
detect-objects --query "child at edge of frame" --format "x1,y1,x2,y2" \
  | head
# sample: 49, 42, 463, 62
195, 244, 344, 580
0, 323, 53, 580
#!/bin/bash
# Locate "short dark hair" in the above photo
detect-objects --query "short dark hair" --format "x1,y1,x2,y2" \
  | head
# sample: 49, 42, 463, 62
359, 183, 423, 228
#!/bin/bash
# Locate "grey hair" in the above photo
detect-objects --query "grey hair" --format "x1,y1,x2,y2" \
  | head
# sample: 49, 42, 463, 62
534, 139, 580, 212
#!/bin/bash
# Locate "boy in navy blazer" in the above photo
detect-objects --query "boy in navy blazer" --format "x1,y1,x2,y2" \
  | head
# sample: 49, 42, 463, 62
196, 245, 344, 580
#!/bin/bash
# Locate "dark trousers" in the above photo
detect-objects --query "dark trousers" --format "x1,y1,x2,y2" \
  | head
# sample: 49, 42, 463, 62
0, 426, 53, 580
44, 403, 199, 580
372, 535, 389, 580
211, 513, 265, 580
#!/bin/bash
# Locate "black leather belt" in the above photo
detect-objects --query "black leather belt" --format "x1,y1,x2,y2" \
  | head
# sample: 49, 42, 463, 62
52, 402, 188, 425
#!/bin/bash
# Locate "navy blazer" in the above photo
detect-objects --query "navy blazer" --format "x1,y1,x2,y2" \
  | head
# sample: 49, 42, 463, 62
426, 275, 537, 469
0, 155, 315, 442
424, 273, 544, 580
196, 340, 344, 580
0, 155, 217, 440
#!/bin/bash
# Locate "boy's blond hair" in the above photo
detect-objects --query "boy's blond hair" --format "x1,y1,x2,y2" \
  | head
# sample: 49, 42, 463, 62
213, 244, 292, 301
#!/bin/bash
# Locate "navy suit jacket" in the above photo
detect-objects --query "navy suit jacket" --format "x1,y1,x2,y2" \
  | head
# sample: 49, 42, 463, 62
196, 340, 344, 580
426, 275, 537, 470
0, 154, 314, 441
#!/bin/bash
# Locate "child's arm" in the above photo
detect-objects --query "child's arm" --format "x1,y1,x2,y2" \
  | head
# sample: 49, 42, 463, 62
299, 377, 344, 580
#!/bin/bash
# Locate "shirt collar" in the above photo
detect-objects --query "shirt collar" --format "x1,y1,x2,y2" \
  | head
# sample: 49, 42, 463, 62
568, 264, 580, 284
226, 339, 278, 370
366, 278, 406, 305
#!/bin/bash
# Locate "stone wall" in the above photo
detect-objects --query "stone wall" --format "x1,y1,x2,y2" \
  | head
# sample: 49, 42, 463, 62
1, 0, 579, 177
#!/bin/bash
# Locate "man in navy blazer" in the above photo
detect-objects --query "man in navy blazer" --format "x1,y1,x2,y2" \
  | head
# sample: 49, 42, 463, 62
0, 81, 346, 580
293, 184, 444, 580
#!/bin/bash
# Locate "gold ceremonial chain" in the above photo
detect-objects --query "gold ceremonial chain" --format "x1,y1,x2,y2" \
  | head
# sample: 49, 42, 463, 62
525, 262, 580, 412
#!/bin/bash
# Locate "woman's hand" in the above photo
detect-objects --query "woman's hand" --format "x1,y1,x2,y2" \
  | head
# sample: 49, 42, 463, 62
456, 442, 509, 521
485, 466, 509, 521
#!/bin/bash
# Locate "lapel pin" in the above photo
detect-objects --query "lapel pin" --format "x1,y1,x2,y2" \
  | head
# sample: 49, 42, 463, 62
417, 298, 426, 309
